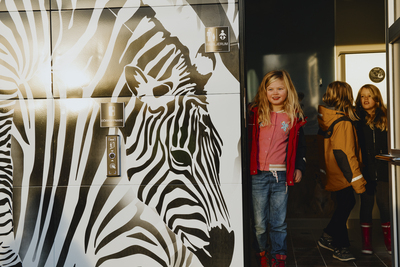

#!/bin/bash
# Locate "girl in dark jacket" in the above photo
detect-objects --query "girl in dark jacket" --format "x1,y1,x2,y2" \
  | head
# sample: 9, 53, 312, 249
355, 84, 391, 255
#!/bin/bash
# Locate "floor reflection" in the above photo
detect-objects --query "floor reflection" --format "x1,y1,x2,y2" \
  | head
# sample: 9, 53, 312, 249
249, 218, 392, 267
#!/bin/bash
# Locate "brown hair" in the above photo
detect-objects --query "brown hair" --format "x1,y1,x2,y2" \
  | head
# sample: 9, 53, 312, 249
250, 70, 303, 126
355, 84, 387, 131
322, 81, 358, 121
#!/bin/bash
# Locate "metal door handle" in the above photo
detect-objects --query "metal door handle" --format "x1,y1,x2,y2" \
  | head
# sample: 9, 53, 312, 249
376, 154, 400, 162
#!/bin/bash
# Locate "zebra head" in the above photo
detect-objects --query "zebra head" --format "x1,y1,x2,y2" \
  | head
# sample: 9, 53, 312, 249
123, 38, 211, 110
122, 18, 234, 266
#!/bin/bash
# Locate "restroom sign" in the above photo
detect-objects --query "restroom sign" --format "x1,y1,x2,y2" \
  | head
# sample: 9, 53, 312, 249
100, 102, 125, 127
205, 26, 230, 53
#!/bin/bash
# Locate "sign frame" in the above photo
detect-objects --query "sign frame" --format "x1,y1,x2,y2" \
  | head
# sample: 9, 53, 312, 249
205, 26, 230, 53
100, 102, 125, 128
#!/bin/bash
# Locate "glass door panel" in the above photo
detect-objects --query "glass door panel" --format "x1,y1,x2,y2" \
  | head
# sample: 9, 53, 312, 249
387, 1, 400, 264
391, 42, 400, 150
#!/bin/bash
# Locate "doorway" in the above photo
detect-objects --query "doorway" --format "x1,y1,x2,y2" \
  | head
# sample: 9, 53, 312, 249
244, 0, 393, 266
344, 52, 387, 104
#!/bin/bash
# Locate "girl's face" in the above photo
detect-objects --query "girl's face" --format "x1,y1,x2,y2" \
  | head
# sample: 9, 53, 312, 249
360, 88, 376, 114
266, 79, 288, 111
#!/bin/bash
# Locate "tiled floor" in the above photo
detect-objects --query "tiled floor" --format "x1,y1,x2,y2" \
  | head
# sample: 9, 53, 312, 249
249, 218, 392, 267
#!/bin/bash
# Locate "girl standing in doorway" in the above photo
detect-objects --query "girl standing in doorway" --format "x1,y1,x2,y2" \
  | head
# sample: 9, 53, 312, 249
248, 70, 306, 267
317, 81, 366, 262
355, 84, 391, 255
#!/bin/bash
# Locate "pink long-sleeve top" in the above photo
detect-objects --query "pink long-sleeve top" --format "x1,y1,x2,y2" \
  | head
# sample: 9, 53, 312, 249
258, 111, 290, 171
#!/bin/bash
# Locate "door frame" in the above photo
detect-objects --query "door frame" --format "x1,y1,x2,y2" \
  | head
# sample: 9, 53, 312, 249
385, 0, 400, 265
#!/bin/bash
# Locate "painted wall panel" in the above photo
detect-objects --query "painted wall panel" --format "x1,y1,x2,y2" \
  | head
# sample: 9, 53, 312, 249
0, 1, 242, 267
0, 0, 238, 11
50, 0, 238, 10
0, 10, 51, 99
0, 0, 50, 12
11, 186, 57, 266
51, 5, 239, 98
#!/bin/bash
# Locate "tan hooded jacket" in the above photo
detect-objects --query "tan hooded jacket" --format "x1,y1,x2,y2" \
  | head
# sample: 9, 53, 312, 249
317, 105, 366, 193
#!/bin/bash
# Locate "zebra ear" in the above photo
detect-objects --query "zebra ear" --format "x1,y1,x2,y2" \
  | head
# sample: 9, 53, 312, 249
125, 66, 148, 95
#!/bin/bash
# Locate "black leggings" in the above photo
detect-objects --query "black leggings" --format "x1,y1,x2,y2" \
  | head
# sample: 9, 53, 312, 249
359, 181, 390, 224
324, 186, 356, 248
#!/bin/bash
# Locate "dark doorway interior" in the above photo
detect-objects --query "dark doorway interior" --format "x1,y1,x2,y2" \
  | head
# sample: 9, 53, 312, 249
244, 0, 390, 266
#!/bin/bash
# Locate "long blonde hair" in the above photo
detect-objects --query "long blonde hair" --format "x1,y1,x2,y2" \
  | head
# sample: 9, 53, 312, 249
355, 84, 387, 131
250, 70, 303, 126
322, 81, 358, 121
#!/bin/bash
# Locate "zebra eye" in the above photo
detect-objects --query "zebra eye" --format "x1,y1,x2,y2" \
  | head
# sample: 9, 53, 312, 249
153, 83, 171, 97
171, 149, 192, 167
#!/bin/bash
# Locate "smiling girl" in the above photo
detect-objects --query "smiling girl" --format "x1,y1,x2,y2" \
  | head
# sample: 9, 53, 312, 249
355, 84, 391, 255
248, 70, 306, 267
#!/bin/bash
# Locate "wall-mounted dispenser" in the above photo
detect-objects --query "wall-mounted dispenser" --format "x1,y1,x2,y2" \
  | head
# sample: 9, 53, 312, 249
106, 135, 121, 177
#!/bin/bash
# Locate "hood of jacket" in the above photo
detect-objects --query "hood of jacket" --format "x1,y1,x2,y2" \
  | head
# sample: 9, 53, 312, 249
318, 105, 347, 131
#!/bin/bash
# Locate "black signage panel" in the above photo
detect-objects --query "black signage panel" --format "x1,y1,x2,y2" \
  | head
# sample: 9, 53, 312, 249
100, 102, 125, 128
205, 26, 230, 53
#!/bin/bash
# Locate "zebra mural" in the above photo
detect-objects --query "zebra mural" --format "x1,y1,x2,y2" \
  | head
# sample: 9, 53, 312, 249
0, 1, 242, 267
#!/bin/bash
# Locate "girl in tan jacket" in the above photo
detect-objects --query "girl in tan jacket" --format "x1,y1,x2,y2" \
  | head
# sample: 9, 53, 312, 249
317, 81, 366, 262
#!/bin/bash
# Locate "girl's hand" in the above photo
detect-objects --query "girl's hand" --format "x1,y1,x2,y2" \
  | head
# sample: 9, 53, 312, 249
294, 169, 302, 183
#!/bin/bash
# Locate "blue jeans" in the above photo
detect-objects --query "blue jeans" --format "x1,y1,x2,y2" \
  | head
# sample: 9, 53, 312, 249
252, 170, 288, 256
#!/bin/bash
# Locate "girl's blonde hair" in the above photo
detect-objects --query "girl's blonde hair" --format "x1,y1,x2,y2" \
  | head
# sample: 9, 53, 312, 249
355, 84, 387, 131
322, 81, 358, 121
250, 70, 303, 126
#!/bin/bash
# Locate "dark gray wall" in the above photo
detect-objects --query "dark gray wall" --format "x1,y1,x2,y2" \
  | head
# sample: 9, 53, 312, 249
245, 0, 335, 135
336, 0, 385, 46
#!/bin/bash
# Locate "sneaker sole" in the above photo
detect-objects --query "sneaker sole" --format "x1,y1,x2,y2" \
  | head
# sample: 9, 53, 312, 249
362, 249, 373, 255
318, 240, 334, 251
333, 254, 355, 261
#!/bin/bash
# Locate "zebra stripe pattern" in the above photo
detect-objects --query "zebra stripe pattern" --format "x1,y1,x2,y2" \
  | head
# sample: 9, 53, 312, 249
0, 1, 236, 267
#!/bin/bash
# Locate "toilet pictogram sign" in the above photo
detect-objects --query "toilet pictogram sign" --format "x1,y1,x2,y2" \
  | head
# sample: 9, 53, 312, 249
205, 26, 230, 53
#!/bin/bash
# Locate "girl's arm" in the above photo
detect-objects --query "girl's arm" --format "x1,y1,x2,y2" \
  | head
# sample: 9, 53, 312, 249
332, 121, 366, 193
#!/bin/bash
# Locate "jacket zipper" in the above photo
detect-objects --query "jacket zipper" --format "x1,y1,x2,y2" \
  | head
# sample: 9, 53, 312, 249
373, 128, 378, 179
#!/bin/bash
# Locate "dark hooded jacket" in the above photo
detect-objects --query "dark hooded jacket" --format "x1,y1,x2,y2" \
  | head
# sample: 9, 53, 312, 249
355, 107, 389, 183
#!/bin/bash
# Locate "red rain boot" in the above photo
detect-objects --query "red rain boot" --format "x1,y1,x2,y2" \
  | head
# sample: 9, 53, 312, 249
361, 223, 373, 254
271, 254, 286, 267
382, 222, 392, 254
257, 251, 269, 267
